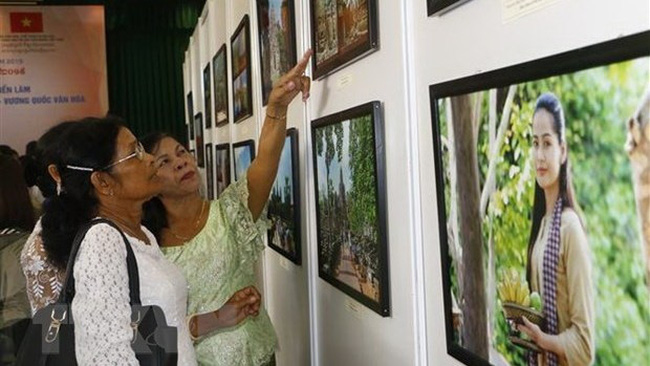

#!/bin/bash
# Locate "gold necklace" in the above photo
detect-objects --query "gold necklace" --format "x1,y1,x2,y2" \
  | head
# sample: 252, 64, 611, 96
168, 200, 206, 241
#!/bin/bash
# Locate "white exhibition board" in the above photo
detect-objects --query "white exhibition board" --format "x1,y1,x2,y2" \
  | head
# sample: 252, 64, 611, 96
411, 0, 650, 365
184, 0, 650, 365
187, 1, 312, 365
0, 5, 107, 154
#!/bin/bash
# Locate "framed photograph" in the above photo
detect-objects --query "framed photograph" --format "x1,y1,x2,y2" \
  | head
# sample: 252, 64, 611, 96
215, 143, 231, 198
233, 139, 256, 182
311, 101, 389, 316
430, 32, 650, 366
212, 44, 229, 127
187, 92, 194, 140
203, 64, 212, 129
268, 128, 301, 264
205, 143, 214, 200
427, 0, 470, 16
231, 15, 253, 123
310, 0, 379, 79
256, 0, 297, 105
194, 113, 204, 168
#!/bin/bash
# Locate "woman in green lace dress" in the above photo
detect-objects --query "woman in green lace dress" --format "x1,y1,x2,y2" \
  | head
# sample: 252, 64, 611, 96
141, 51, 312, 366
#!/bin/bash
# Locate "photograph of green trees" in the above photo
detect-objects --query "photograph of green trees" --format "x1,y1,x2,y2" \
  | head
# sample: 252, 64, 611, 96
312, 101, 389, 316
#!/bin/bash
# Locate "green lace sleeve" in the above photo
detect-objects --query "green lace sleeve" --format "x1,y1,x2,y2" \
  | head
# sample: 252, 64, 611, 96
217, 177, 271, 266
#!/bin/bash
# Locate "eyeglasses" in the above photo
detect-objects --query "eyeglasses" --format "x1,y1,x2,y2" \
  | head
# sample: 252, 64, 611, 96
66, 141, 145, 172
102, 141, 145, 170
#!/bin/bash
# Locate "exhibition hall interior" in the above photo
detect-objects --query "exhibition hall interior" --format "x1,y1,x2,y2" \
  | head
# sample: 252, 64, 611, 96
1, 0, 648, 365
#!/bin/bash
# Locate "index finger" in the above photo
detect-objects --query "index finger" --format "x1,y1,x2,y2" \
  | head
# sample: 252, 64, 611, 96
289, 49, 313, 78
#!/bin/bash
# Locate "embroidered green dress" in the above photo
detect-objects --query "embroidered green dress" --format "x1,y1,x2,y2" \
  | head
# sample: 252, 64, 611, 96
161, 178, 277, 366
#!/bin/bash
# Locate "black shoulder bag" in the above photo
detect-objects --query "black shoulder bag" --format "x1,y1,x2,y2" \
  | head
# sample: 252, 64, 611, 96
15, 218, 178, 365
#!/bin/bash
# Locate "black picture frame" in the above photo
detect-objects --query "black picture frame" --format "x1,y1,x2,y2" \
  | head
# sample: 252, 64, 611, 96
309, 0, 379, 80
427, 0, 469, 16
268, 128, 301, 264
231, 15, 253, 123
311, 101, 389, 316
187, 92, 195, 140
194, 113, 204, 168
215, 143, 232, 198
430, 32, 650, 366
212, 44, 229, 127
256, 0, 297, 106
203, 63, 212, 129
233, 139, 256, 182
205, 143, 214, 200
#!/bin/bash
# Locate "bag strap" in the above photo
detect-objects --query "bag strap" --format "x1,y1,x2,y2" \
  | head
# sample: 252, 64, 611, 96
58, 218, 142, 305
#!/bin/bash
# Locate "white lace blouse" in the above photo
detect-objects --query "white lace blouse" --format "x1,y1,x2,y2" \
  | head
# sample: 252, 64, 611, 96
71, 222, 197, 365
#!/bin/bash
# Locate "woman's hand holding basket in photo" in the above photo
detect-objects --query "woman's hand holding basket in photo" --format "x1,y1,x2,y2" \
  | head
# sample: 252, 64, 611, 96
498, 268, 545, 352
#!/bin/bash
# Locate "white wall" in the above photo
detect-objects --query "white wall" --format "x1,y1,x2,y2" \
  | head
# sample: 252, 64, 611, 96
259, 0, 312, 365
189, 1, 312, 365
306, 0, 418, 365
184, 0, 650, 365
407, 0, 650, 365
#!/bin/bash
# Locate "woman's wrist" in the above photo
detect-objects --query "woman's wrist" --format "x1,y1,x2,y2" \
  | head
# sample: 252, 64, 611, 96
187, 314, 199, 341
212, 308, 222, 329
535, 332, 547, 349
188, 309, 221, 340
266, 104, 288, 121
538, 333, 563, 357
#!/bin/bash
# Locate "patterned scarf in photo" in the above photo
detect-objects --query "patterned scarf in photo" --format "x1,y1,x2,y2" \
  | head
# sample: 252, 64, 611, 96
529, 197, 562, 366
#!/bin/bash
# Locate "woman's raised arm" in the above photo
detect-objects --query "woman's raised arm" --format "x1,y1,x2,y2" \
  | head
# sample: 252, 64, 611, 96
246, 49, 312, 221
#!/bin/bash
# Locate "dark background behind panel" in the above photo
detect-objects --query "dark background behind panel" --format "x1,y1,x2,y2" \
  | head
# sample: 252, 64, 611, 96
41, 0, 206, 145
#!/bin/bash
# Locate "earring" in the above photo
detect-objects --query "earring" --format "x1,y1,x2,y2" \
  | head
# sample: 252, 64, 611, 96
56, 182, 63, 196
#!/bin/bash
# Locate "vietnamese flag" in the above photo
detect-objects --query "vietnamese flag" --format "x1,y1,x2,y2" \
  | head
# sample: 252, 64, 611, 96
10, 12, 44, 33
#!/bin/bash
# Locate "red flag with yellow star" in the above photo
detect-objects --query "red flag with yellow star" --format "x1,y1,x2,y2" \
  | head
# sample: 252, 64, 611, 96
10, 12, 44, 33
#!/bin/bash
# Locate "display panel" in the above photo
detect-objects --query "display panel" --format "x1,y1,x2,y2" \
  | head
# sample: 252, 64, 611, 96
203, 64, 212, 129
205, 142, 214, 199
233, 139, 256, 182
311, 101, 390, 316
194, 113, 204, 168
430, 32, 650, 366
256, 0, 297, 105
212, 45, 229, 127
215, 143, 231, 198
309, 0, 378, 79
231, 15, 253, 123
268, 128, 301, 264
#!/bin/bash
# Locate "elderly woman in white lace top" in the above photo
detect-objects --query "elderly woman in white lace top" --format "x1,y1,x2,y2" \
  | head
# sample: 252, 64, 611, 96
21, 120, 263, 365
26, 117, 199, 365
